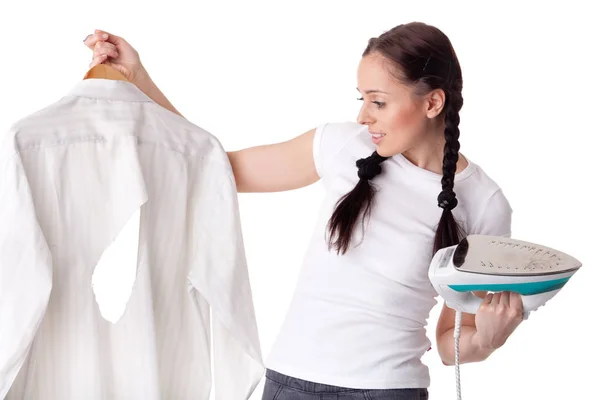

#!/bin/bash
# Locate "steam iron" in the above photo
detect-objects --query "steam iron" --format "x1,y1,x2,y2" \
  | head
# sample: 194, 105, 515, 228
429, 234, 582, 320
428, 234, 582, 399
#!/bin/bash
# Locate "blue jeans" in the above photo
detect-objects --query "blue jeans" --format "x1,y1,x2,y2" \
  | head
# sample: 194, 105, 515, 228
262, 369, 429, 400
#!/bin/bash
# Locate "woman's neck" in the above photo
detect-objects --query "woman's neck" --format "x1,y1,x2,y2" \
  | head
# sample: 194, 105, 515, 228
401, 128, 467, 176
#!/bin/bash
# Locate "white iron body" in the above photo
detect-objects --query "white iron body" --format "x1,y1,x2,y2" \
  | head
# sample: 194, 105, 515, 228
429, 235, 582, 319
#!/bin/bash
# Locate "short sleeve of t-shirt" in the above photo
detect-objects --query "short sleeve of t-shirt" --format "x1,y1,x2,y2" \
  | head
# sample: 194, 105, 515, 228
312, 121, 364, 179
470, 188, 513, 238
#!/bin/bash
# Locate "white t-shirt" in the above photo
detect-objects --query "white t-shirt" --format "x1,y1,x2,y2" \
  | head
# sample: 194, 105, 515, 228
266, 121, 512, 389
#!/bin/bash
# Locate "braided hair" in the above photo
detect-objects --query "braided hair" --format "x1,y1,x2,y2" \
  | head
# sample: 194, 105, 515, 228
327, 151, 389, 253
327, 22, 465, 255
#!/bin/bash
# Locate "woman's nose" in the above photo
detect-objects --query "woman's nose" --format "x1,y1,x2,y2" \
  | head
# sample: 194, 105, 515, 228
356, 105, 373, 125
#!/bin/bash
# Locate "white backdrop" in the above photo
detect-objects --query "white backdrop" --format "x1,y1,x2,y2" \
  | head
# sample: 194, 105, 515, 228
1, 1, 598, 399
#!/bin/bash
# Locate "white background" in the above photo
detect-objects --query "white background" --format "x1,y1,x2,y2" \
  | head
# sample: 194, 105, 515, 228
1, 1, 598, 399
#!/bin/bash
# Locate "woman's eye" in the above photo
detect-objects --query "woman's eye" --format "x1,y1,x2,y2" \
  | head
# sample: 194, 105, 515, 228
357, 97, 384, 109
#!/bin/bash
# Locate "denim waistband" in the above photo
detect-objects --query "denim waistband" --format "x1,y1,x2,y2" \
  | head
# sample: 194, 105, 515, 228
265, 369, 365, 393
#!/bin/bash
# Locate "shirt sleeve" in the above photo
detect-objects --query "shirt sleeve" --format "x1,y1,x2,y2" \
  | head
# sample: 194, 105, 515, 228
470, 188, 513, 238
187, 158, 264, 400
0, 155, 53, 398
312, 121, 364, 179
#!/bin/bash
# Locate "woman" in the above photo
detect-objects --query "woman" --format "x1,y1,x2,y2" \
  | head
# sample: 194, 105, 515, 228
84, 22, 523, 400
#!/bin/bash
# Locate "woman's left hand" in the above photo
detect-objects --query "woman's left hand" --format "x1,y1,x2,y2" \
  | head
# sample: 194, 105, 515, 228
473, 291, 524, 351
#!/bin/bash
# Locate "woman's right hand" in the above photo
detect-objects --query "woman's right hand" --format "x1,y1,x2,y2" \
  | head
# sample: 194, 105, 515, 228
83, 29, 147, 84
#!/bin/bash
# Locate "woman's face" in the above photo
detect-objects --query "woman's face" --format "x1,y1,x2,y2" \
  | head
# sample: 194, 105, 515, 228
356, 52, 437, 158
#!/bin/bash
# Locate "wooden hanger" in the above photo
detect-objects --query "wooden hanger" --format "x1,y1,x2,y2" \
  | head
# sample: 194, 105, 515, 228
83, 64, 129, 81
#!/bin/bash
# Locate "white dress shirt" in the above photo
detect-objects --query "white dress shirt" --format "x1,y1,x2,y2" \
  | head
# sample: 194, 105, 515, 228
0, 78, 264, 399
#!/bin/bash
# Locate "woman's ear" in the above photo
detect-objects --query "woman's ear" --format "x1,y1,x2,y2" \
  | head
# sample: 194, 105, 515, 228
425, 89, 445, 119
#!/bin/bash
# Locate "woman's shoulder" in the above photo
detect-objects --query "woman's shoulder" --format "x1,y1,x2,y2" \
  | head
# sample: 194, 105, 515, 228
458, 158, 512, 236
315, 121, 366, 143
314, 121, 368, 176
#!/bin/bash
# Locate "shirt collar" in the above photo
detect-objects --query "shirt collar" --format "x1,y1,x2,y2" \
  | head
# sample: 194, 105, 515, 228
66, 78, 154, 103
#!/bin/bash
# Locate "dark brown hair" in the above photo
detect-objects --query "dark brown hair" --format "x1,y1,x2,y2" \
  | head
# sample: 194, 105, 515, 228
327, 22, 465, 255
